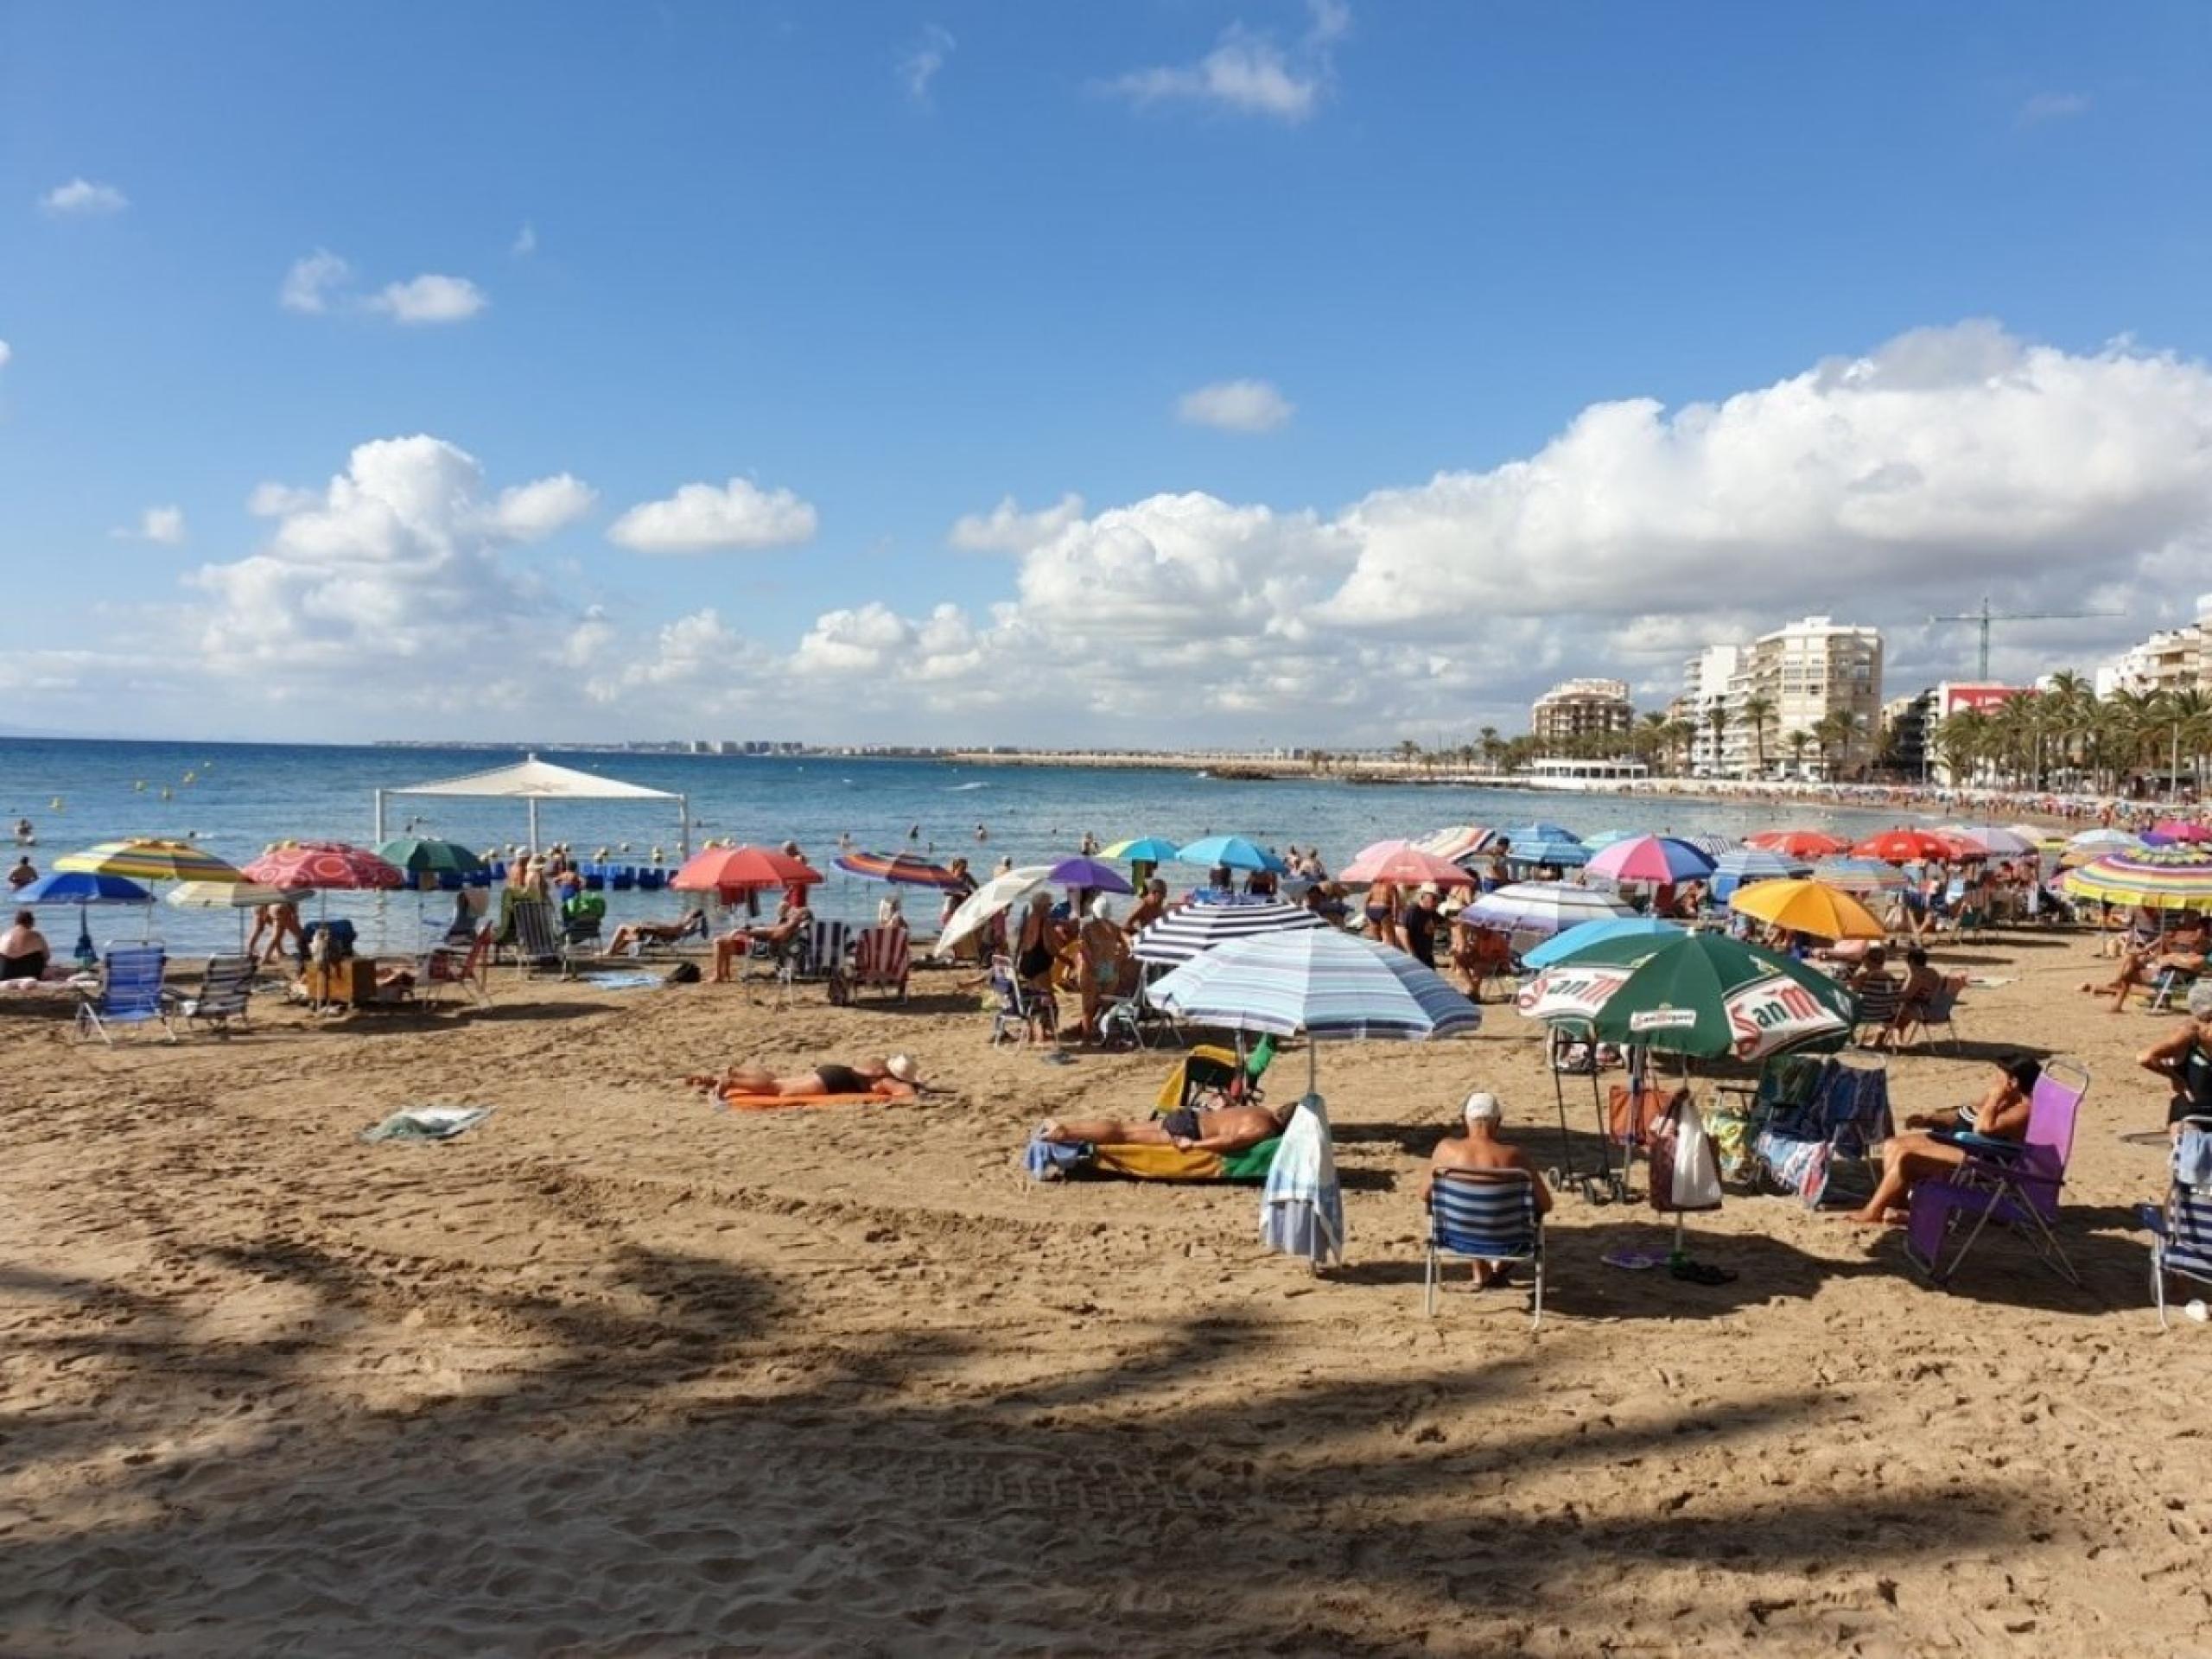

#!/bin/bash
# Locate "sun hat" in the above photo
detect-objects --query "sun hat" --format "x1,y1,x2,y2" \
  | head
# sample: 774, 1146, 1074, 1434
887, 1054, 920, 1083
1462, 1090, 1502, 1124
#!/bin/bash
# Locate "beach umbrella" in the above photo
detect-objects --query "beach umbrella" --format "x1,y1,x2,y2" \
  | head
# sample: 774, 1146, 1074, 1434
376, 836, 486, 877
1414, 825, 1494, 862
1101, 836, 1182, 864
1174, 835, 1289, 874
1515, 932, 1855, 1063
1745, 829, 1850, 859
168, 879, 311, 948
1677, 832, 1741, 857
2060, 847, 2212, 911
2057, 828, 2143, 868
1520, 915, 1685, 970
832, 851, 964, 889
1132, 898, 1326, 965
1501, 822, 1580, 846
1046, 855, 1134, 895
1942, 825, 2037, 857
1709, 847, 1814, 899
1338, 845, 1479, 887
2152, 820, 2212, 844
55, 837, 244, 885
1727, 878, 1887, 941
13, 870, 156, 963
1585, 836, 1716, 886
671, 844, 823, 893
1501, 833, 1592, 869
932, 865, 1054, 957
243, 841, 405, 891
1808, 856, 1908, 895
1459, 882, 1634, 939
1852, 829, 1966, 864
1580, 829, 1637, 851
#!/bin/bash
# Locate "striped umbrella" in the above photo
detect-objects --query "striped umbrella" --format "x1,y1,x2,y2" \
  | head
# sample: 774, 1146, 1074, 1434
1745, 829, 1850, 859
2061, 847, 2212, 911
1501, 822, 1580, 845
1585, 835, 1716, 885
1520, 915, 1684, 969
833, 850, 964, 888
55, 837, 244, 885
1809, 856, 1907, 895
2057, 828, 2143, 868
1414, 825, 1493, 862
1149, 926, 1479, 1061
1133, 899, 1325, 965
1101, 836, 1182, 863
1677, 832, 1741, 857
1458, 881, 1634, 939
1710, 847, 1813, 899
1580, 829, 1638, 851
1501, 833, 1592, 869
243, 841, 406, 891
1942, 824, 2037, 857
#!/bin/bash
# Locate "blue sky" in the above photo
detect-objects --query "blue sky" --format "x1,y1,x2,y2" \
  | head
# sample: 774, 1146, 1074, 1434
3, 2, 2210, 743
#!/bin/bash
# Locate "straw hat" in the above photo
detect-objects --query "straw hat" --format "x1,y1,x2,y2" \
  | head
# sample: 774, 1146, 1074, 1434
887, 1054, 920, 1084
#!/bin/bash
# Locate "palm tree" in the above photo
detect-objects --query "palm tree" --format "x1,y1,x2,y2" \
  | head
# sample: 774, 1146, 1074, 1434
1704, 702, 1729, 776
1784, 728, 1813, 776
1478, 726, 1502, 771
1307, 748, 1332, 776
1739, 695, 1775, 778
1665, 719, 1697, 775
1395, 739, 1420, 771
1635, 711, 1670, 773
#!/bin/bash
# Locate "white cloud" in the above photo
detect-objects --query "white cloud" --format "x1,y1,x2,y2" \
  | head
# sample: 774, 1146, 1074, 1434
1177, 378, 1294, 433
948, 493, 1086, 553
0, 340, 10, 371
366, 273, 488, 324
900, 25, 955, 104
247, 482, 320, 518
607, 477, 818, 554
2019, 91, 2091, 126
480, 474, 595, 541
115, 505, 187, 546
512, 222, 537, 257
41, 177, 128, 216
280, 251, 353, 315
1109, 1, 1349, 123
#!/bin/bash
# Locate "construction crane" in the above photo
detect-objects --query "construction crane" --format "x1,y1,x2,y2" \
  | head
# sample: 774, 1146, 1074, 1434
1928, 595, 2126, 681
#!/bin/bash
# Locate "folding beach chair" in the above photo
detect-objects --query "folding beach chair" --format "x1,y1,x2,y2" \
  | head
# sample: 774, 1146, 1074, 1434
414, 925, 493, 1010
509, 898, 571, 979
2139, 1118, 2212, 1329
74, 946, 174, 1045
1748, 1054, 1891, 1208
1890, 976, 1965, 1053
174, 954, 254, 1036
780, 918, 853, 1002
1424, 1167, 1546, 1329
849, 924, 910, 1002
1154, 1036, 1277, 1118
1851, 978, 1902, 1046
2149, 963, 2202, 1014
988, 953, 1055, 1045
1905, 1058, 2088, 1288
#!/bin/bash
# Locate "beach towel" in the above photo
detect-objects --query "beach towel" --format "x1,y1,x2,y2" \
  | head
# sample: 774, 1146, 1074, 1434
1023, 1133, 1283, 1183
2175, 1126, 2212, 1189
715, 1090, 886, 1114
359, 1105, 493, 1143
1260, 1094, 1344, 1267
1649, 1095, 1722, 1213
582, 970, 660, 990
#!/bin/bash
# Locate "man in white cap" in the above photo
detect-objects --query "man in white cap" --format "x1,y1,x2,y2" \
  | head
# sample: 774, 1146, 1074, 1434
1421, 1091, 1553, 1287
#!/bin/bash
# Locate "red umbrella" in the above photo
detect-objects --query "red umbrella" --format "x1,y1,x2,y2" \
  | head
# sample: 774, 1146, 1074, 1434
671, 844, 823, 893
1744, 829, 1851, 859
1850, 829, 1967, 865
242, 840, 406, 891
1339, 845, 1481, 886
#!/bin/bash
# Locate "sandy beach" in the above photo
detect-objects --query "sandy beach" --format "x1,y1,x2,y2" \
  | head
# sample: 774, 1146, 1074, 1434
3, 928, 2208, 1656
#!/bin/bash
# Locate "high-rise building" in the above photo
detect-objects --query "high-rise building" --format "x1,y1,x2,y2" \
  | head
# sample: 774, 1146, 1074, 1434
2096, 595, 2211, 698
1720, 617, 1884, 779
1679, 645, 1741, 775
1530, 677, 1633, 748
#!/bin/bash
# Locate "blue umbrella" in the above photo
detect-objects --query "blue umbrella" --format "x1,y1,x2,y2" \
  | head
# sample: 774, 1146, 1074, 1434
1580, 829, 1637, 850
12, 870, 155, 967
1174, 835, 1289, 874
1520, 915, 1687, 969
1500, 822, 1580, 847
1503, 834, 1592, 868
1102, 836, 1182, 863
1710, 846, 1813, 899
1046, 855, 1134, 894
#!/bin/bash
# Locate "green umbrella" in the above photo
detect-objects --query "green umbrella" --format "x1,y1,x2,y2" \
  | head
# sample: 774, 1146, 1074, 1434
1515, 931, 1855, 1061
376, 836, 486, 878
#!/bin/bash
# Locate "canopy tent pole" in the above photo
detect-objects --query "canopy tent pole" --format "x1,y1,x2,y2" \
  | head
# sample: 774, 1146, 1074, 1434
528, 798, 541, 855
678, 794, 690, 857
373, 789, 385, 845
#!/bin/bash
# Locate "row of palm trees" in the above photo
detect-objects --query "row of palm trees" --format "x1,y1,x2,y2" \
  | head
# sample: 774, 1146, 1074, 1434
1311, 702, 1871, 781
1924, 674, 2211, 791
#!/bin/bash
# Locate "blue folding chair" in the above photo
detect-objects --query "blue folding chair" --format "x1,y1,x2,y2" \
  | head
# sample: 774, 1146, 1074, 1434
74, 945, 175, 1045
1424, 1167, 1546, 1328
2139, 1116, 2212, 1329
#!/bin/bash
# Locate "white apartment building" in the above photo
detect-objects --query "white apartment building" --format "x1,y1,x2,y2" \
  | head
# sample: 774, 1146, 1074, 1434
2096, 596, 2211, 698
1530, 677, 1634, 747
1679, 644, 1740, 774
1694, 617, 1883, 778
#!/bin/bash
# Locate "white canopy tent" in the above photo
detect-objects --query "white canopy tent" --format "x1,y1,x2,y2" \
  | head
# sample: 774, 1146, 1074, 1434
375, 753, 689, 856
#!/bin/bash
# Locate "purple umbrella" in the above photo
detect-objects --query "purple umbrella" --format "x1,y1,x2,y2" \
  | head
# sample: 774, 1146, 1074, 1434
1047, 855, 1134, 894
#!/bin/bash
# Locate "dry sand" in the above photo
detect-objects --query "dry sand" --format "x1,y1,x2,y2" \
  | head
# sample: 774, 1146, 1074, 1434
3, 930, 2209, 1656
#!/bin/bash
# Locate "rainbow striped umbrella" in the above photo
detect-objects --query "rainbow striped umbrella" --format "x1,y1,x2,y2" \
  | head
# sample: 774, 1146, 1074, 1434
2061, 846, 2212, 910
2057, 828, 2143, 868
832, 850, 963, 888
55, 837, 245, 884
1809, 856, 1907, 895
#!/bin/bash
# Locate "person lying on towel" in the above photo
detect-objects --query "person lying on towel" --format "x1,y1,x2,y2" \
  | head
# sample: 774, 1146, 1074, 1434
689, 1054, 923, 1101
1039, 1096, 1290, 1155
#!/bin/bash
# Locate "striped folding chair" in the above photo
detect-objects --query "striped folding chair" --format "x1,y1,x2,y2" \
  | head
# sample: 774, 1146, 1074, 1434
1424, 1167, 1545, 1328
850, 924, 910, 1001
2140, 1117, 2212, 1329
74, 946, 175, 1045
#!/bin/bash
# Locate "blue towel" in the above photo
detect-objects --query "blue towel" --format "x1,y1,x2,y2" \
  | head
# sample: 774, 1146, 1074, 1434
582, 971, 660, 989
1025, 1136, 1084, 1180
2175, 1127, 2212, 1189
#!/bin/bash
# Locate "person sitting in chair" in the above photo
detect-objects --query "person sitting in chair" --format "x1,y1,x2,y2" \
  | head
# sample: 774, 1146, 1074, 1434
2082, 912, 2208, 1014
711, 891, 811, 983
1841, 1054, 2041, 1226
1421, 1092, 1552, 1287
2138, 981, 2212, 1131
689, 1054, 923, 1101
607, 906, 707, 956
1039, 1096, 1290, 1155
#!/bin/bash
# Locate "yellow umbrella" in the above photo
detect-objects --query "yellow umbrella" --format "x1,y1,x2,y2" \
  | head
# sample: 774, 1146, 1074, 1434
55, 837, 245, 884
1727, 877, 1886, 941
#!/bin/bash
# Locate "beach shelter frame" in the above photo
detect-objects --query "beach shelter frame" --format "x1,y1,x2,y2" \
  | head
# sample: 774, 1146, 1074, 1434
374, 753, 689, 857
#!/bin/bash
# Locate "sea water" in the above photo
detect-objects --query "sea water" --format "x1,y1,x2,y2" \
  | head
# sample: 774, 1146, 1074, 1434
0, 738, 1915, 957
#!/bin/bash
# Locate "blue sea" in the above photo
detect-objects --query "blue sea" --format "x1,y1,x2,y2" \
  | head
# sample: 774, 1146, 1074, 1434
1, 739, 1915, 957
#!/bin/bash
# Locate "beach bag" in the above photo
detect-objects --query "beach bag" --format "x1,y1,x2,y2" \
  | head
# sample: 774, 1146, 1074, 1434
664, 961, 700, 985
1649, 1094, 1723, 1214
1607, 1082, 1671, 1146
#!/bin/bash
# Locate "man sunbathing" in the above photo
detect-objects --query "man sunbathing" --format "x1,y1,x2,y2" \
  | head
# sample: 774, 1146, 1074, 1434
688, 1054, 922, 1101
607, 906, 708, 955
1039, 1096, 1289, 1154
2081, 912, 2207, 1014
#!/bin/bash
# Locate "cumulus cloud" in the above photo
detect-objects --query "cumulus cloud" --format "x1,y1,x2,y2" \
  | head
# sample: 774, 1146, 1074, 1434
367, 273, 488, 324
280, 251, 353, 315
900, 25, 955, 104
1177, 378, 1294, 433
948, 493, 1086, 554
607, 477, 818, 554
247, 482, 320, 518
0, 340, 11, 370
2018, 91, 2091, 126
1109, 0, 1349, 123
41, 177, 128, 216
481, 474, 596, 540
116, 505, 187, 545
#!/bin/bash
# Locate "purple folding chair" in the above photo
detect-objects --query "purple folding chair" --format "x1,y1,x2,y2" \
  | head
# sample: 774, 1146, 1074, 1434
1904, 1059, 2088, 1288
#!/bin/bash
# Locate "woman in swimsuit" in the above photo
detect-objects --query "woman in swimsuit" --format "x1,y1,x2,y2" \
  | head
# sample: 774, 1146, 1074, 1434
1015, 891, 1058, 985
1364, 882, 1401, 952
690, 1055, 923, 1100
1842, 1055, 2039, 1225
1075, 899, 1132, 1042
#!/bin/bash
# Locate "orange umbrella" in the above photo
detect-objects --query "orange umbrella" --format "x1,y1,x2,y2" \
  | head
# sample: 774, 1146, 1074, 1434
671, 844, 822, 893
1728, 878, 1887, 941
1744, 829, 1850, 859
1339, 846, 1480, 886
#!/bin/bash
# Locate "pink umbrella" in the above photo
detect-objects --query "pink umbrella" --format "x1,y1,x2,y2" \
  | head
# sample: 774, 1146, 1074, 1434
1339, 845, 1479, 886
1584, 835, 1718, 885
2152, 820, 2212, 844
242, 840, 406, 891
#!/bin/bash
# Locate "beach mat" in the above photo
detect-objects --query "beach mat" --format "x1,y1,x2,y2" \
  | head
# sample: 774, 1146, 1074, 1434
716, 1090, 883, 1114
1026, 1133, 1282, 1183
